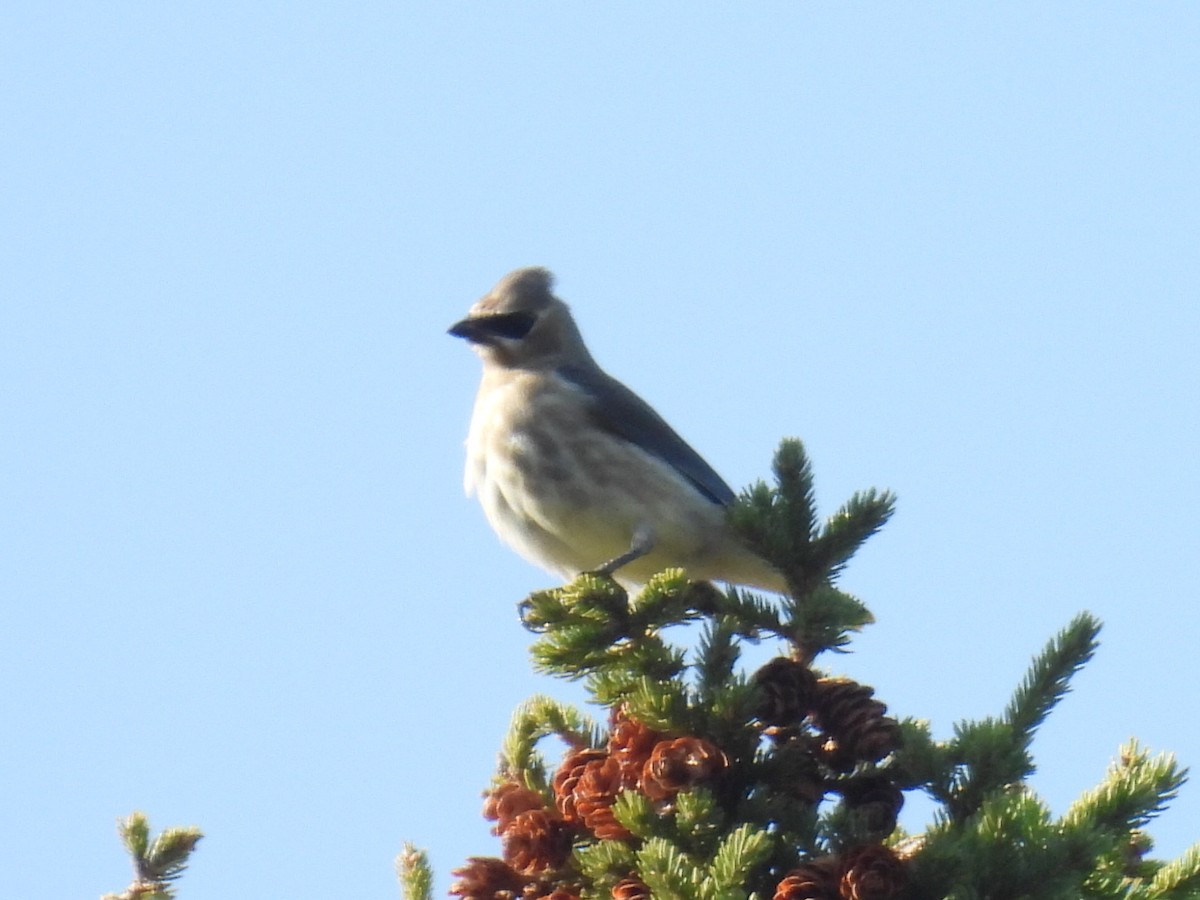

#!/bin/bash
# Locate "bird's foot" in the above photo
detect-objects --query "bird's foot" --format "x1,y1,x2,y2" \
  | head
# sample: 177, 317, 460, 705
592, 525, 655, 578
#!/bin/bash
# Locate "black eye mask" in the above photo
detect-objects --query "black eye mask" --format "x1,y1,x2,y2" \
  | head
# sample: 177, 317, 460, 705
451, 310, 538, 343
483, 311, 538, 340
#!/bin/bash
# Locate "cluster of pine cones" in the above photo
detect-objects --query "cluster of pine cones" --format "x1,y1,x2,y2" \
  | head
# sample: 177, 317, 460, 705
452, 710, 722, 899
451, 659, 906, 900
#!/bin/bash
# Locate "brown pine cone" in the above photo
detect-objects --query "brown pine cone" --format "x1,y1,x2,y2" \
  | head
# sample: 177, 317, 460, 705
553, 749, 608, 822
839, 845, 906, 900
774, 856, 841, 900
485, 781, 547, 835
531, 890, 581, 900
754, 657, 818, 726
502, 809, 574, 874
575, 754, 634, 840
810, 679, 901, 769
611, 875, 651, 900
449, 857, 526, 900
608, 708, 662, 787
641, 737, 728, 802
838, 776, 904, 839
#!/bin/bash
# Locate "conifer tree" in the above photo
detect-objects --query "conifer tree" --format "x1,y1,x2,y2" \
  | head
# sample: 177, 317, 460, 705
401, 439, 1200, 900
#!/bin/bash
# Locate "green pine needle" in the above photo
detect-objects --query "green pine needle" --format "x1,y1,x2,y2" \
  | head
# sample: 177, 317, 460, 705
707, 823, 773, 897
620, 675, 697, 733
812, 488, 897, 580
1061, 740, 1187, 836
945, 717, 1032, 820
103, 812, 202, 900
1146, 840, 1200, 897
729, 439, 820, 581
770, 437, 819, 548
501, 695, 600, 793
673, 788, 723, 847
613, 789, 661, 841
637, 838, 704, 900
144, 827, 203, 884
959, 790, 1085, 896
890, 717, 949, 791
575, 838, 638, 882
785, 583, 874, 659
1005, 611, 1101, 745
122, 813, 152, 859
719, 587, 788, 638
696, 617, 741, 698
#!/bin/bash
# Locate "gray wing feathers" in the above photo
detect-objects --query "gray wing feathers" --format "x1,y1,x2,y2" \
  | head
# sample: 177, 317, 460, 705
557, 364, 736, 506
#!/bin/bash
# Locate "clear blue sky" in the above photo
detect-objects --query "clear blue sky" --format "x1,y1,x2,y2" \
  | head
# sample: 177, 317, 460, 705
3, 4, 1198, 898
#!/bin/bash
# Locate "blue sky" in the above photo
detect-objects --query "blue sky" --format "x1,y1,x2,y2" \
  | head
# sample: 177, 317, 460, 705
2, 4, 1198, 898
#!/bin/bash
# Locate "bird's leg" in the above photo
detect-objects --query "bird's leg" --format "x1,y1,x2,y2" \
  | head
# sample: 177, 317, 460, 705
594, 524, 656, 578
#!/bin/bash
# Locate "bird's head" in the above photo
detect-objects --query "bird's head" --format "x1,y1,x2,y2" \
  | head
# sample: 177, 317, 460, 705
448, 267, 593, 370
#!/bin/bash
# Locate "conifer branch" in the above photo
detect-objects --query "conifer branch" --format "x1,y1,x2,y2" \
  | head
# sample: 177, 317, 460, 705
717, 587, 788, 638
611, 789, 663, 842
575, 839, 637, 887
502, 696, 602, 793
784, 583, 874, 660
616, 674, 697, 734
1061, 740, 1187, 836
102, 812, 202, 900
944, 717, 1033, 820
706, 823, 773, 900
952, 790, 1085, 897
811, 488, 897, 580
889, 717, 950, 791
673, 788, 724, 852
1005, 611, 1100, 745
729, 439, 817, 584
636, 837, 703, 900
769, 437, 819, 549
1146, 841, 1200, 898
695, 617, 741, 699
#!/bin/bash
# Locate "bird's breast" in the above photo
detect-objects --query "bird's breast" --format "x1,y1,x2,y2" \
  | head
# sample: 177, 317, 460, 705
465, 372, 598, 515
462, 369, 732, 579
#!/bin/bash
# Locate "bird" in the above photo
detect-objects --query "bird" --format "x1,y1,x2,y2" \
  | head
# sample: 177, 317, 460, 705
449, 267, 786, 594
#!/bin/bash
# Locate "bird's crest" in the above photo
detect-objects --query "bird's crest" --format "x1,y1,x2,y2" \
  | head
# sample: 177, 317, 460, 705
475, 266, 555, 314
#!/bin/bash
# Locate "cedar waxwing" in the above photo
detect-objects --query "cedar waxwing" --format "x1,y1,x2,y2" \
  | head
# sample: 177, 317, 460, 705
450, 267, 786, 593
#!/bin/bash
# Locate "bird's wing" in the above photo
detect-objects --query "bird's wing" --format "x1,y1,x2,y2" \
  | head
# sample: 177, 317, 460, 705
557, 364, 736, 506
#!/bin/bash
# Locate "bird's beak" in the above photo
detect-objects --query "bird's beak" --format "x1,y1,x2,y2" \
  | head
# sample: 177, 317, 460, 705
448, 317, 482, 342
